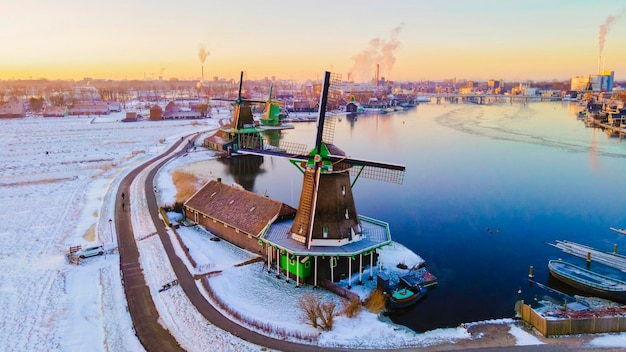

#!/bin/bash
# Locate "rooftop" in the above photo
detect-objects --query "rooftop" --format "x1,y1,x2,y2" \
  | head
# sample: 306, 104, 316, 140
262, 215, 392, 256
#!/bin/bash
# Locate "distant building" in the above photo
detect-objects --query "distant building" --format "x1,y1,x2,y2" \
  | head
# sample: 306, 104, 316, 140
149, 104, 163, 121
570, 71, 614, 92
42, 106, 68, 117
162, 101, 202, 119
0, 97, 25, 118
68, 102, 110, 115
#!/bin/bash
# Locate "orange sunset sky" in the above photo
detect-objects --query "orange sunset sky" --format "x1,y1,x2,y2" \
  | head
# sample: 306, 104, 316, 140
2, 0, 626, 82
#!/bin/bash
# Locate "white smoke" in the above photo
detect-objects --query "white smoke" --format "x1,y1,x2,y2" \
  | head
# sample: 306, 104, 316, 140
349, 24, 404, 83
198, 45, 210, 64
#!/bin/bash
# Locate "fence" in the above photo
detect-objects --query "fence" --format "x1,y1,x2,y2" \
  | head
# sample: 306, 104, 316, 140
518, 300, 626, 336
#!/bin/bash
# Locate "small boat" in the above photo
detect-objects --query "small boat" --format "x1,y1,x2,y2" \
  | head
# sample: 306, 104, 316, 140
610, 227, 626, 235
388, 285, 427, 309
548, 259, 626, 303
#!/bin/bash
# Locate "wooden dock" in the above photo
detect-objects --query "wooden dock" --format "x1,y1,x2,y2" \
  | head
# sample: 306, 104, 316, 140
547, 240, 626, 273
610, 227, 626, 235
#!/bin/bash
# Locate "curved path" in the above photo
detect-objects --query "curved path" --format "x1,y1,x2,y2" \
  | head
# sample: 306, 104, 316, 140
115, 136, 327, 351
115, 141, 184, 351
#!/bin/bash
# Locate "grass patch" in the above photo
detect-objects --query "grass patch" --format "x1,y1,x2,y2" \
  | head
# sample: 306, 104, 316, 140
172, 170, 200, 203
364, 288, 387, 314
83, 223, 96, 241
341, 296, 362, 318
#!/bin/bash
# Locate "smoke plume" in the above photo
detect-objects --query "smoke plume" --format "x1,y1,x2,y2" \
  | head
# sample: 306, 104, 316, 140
598, 15, 618, 54
349, 24, 404, 83
198, 45, 210, 64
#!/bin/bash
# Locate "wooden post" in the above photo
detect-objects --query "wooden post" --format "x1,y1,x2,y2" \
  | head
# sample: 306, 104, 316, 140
359, 253, 363, 285
285, 255, 290, 283
587, 252, 591, 264
276, 248, 280, 279
369, 251, 374, 280
348, 257, 352, 289
296, 256, 300, 288
528, 266, 534, 279
267, 246, 271, 273
614, 244, 618, 254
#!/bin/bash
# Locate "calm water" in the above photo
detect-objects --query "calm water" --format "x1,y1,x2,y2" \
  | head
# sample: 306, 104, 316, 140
192, 102, 626, 332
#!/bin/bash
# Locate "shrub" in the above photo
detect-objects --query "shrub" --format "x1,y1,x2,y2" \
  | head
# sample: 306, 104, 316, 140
317, 301, 336, 331
299, 293, 320, 328
342, 296, 362, 318
364, 288, 387, 313
172, 170, 200, 203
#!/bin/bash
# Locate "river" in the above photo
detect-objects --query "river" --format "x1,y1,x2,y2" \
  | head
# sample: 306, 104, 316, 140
191, 101, 626, 332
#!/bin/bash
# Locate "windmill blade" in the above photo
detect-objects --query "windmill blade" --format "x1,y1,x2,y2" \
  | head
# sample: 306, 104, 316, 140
316, 73, 340, 146
238, 133, 310, 158
238, 134, 405, 184
329, 155, 405, 184
210, 98, 267, 104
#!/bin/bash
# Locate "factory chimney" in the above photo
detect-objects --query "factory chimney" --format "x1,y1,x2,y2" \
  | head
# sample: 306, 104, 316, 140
376, 64, 380, 86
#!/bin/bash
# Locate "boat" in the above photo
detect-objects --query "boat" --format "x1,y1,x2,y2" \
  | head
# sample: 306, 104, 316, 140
547, 259, 626, 303
388, 285, 427, 309
400, 267, 438, 288
610, 227, 626, 235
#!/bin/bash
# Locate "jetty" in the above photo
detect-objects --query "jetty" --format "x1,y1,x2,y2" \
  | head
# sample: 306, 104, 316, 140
610, 227, 626, 235
547, 240, 626, 272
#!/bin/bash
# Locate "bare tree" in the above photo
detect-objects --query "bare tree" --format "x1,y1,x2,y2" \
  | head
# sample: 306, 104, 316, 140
298, 293, 320, 328
317, 300, 336, 331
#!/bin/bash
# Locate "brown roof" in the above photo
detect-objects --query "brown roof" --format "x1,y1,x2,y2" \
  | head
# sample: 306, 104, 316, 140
185, 180, 296, 237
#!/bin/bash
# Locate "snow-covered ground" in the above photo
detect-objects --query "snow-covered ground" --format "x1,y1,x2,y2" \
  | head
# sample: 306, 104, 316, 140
2, 110, 624, 351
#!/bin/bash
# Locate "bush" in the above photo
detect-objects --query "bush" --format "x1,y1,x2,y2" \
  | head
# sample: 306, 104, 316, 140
172, 170, 200, 203
342, 296, 362, 318
299, 293, 336, 331
317, 301, 336, 331
364, 288, 387, 313
299, 293, 320, 328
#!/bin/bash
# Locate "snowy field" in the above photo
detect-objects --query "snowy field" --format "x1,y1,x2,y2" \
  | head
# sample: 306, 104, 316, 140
1, 110, 624, 351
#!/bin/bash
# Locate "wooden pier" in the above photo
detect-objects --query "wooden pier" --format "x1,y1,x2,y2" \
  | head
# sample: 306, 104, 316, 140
610, 227, 626, 235
547, 240, 626, 272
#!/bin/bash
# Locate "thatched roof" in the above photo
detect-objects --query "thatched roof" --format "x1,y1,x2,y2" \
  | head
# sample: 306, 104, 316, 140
185, 180, 296, 237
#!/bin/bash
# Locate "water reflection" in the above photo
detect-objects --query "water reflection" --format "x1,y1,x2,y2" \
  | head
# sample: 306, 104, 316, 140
218, 154, 265, 191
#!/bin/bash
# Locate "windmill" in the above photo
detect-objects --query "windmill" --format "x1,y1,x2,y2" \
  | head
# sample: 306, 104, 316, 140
259, 85, 288, 127
205, 72, 293, 153
238, 71, 405, 250
212, 71, 266, 133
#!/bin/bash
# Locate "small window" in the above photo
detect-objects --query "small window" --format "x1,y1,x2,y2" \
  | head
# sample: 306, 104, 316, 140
341, 185, 346, 196
323, 226, 328, 238
298, 225, 303, 234
345, 209, 349, 219
305, 261, 311, 268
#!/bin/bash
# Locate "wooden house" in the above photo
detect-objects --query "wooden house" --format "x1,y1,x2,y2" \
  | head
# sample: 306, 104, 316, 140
183, 179, 296, 255
0, 97, 25, 118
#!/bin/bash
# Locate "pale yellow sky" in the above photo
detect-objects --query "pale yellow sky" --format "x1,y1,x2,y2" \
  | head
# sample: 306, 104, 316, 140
2, 1, 625, 82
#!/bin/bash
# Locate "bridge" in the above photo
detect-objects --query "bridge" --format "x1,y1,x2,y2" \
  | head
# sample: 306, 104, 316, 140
417, 93, 563, 105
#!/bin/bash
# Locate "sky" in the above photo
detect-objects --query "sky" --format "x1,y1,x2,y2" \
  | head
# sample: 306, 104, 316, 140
2, 1, 626, 82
